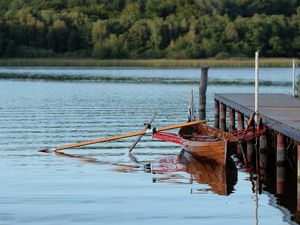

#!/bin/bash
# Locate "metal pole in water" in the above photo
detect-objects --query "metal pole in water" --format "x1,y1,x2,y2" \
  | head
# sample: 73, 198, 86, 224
255, 51, 259, 123
199, 66, 209, 120
293, 59, 296, 97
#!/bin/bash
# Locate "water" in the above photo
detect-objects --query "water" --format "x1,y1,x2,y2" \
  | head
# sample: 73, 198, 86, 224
0, 67, 296, 225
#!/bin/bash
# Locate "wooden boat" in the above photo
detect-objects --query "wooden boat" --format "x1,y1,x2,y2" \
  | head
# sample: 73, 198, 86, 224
152, 92, 239, 165
178, 122, 238, 165
153, 122, 238, 165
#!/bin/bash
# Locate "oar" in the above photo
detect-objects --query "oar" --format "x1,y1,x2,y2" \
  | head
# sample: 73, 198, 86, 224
129, 112, 157, 153
38, 120, 207, 153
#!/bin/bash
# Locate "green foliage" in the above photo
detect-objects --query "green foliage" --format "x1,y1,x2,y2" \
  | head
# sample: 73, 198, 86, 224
0, 0, 300, 59
93, 34, 129, 59
16, 45, 55, 57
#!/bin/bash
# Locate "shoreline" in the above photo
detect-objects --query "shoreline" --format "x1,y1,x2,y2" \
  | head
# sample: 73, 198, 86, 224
0, 58, 296, 68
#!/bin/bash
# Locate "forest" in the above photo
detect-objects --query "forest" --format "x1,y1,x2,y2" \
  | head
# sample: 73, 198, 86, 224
0, 0, 300, 59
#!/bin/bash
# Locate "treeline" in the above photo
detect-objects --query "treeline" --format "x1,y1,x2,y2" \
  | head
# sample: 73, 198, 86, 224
0, 0, 299, 59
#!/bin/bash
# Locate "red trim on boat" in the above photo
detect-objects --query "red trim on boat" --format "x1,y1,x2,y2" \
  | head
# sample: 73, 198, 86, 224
152, 132, 188, 147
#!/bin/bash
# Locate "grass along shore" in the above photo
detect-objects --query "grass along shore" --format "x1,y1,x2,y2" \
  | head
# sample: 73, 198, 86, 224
0, 58, 297, 67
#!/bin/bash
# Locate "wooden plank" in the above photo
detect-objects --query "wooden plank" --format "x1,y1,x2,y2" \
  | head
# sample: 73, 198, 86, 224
215, 93, 300, 142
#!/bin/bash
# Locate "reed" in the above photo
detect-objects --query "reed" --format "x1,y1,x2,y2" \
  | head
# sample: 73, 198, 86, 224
0, 58, 295, 67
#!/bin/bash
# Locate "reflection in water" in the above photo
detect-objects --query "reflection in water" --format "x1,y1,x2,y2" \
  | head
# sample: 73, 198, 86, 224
55, 151, 141, 173
130, 150, 238, 196
0, 68, 295, 225
245, 142, 299, 225
54, 145, 299, 224
178, 151, 237, 196
54, 149, 238, 196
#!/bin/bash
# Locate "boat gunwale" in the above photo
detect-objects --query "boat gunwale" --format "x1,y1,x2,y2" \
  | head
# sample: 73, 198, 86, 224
178, 123, 238, 144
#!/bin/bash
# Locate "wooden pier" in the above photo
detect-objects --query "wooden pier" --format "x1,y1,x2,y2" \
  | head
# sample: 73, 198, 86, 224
214, 92, 300, 214
215, 93, 300, 142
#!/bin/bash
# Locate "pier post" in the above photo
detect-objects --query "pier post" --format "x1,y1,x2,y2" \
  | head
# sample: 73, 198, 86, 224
237, 112, 244, 130
220, 103, 226, 131
246, 116, 254, 164
199, 66, 209, 120
297, 144, 300, 211
276, 134, 286, 194
259, 133, 267, 180
236, 112, 244, 156
277, 134, 286, 164
293, 59, 296, 97
229, 108, 235, 132
214, 99, 220, 128
247, 134, 254, 164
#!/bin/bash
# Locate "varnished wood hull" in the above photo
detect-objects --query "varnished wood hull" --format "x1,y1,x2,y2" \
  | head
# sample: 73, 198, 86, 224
179, 123, 238, 165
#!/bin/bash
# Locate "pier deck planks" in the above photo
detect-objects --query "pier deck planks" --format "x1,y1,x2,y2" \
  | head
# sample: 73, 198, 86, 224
215, 93, 300, 142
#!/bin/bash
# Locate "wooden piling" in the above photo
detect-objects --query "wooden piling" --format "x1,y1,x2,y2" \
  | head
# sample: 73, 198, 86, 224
246, 116, 254, 164
199, 66, 209, 120
214, 99, 220, 128
276, 134, 286, 194
277, 134, 286, 164
298, 144, 300, 211
247, 135, 254, 164
259, 134, 267, 181
276, 164, 285, 195
236, 112, 244, 156
220, 103, 226, 131
237, 112, 244, 130
229, 108, 235, 132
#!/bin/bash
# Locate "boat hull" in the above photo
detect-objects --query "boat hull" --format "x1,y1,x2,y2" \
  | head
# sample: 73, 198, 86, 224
179, 123, 237, 165
183, 140, 227, 164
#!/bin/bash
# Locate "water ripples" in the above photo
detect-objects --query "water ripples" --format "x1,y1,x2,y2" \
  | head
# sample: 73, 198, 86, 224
0, 72, 292, 86
0, 68, 293, 225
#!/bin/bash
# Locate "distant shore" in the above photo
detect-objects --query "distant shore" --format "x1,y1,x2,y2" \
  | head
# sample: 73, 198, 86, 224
0, 58, 295, 68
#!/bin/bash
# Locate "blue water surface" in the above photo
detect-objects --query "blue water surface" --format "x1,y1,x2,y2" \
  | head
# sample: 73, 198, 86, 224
0, 67, 296, 225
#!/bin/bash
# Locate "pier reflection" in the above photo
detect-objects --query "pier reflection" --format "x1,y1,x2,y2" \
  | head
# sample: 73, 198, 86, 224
246, 145, 298, 224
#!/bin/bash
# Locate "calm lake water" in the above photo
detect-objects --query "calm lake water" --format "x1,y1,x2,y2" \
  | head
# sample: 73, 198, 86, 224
0, 67, 297, 225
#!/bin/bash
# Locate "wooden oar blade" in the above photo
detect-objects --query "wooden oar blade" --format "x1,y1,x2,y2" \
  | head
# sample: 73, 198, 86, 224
129, 135, 143, 152
129, 112, 157, 153
38, 148, 52, 153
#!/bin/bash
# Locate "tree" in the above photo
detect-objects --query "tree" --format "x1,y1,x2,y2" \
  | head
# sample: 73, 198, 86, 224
0, 0, 300, 58
93, 34, 129, 59
126, 20, 151, 54
92, 20, 107, 44
48, 19, 68, 52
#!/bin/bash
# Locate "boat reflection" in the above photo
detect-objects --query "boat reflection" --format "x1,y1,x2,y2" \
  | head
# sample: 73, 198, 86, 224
54, 149, 237, 196
151, 150, 238, 196
180, 151, 237, 195
54, 151, 141, 173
